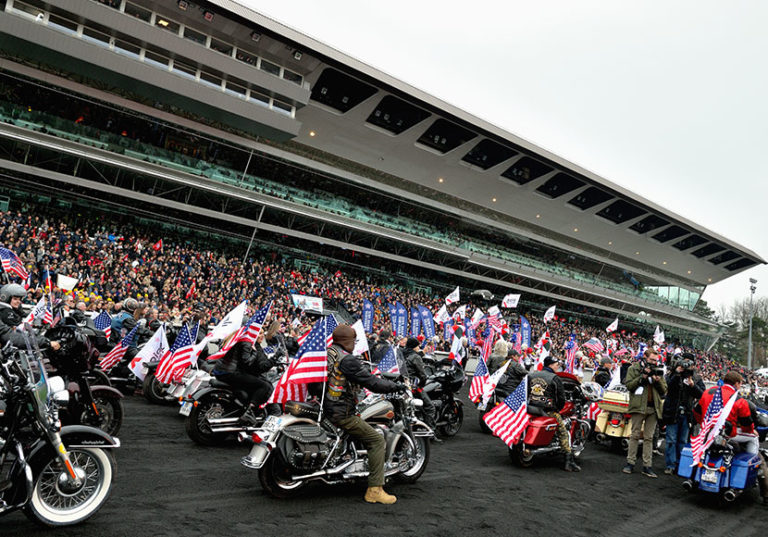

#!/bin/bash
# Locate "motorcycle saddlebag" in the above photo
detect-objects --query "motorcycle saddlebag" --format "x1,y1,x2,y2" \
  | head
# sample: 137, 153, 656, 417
522, 416, 557, 445
730, 452, 760, 489
597, 390, 629, 413
677, 446, 695, 478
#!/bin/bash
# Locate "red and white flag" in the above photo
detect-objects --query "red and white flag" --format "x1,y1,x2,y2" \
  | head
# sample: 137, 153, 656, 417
99, 326, 138, 372
448, 333, 464, 364
543, 305, 556, 323
185, 281, 196, 300
606, 318, 619, 333
501, 293, 521, 308
445, 286, 460, 306
153, 239, 163, 252
129, 325, 169, 381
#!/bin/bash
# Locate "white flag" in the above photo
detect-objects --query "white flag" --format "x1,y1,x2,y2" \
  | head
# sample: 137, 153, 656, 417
488, 305, 501, 318
606, 318, 618, 333
129, 325, 169, 381
445, 286, 460, 305
606, 364, 622, 390
434, 305, 450, 323
23, 296, 47, 324
543, 305, 556, 323
206, 301, 247, 341
57, 274, 79, 291
471, 308, 484, 324
480, 361, 510, 408
453, 304, 467, 320
653, 328, 665, 345
351, 320, 369, 356
501, 293, 521, 308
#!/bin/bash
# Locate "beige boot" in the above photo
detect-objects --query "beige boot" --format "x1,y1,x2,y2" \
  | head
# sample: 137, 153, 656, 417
364, 486, 397, 504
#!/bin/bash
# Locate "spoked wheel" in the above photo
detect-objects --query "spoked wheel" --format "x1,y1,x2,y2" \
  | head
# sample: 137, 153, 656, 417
509, 444, 535, 467
81, 396, 124, 437
25, 448, 115, 527
437, 400, 463, 437
258, 454, 306, 498
571, 421, 590, 458
394, 436, 430, 484
185, 398, 240, 446
143, 373, 169, 405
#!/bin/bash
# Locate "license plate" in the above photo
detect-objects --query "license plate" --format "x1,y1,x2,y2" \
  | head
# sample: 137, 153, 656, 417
702, 468, 718, 483
262, 416, 281, 432
179, 401, 192, 416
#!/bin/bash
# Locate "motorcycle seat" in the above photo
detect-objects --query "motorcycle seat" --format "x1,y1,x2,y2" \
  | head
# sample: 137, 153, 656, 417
209, 377, 231, 389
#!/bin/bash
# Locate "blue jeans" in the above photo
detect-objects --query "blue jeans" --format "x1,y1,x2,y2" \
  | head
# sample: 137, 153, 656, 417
665, 417, 689, 470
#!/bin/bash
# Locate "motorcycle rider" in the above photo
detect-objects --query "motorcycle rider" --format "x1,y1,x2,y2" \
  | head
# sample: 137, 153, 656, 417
0, 283, 60, 351
661, 353, 705, 474
402, 337, 437, 434
325, 324, 407, 505
211, 331, 281, 424
527, 355, 581, 472
593, 357, 613, 387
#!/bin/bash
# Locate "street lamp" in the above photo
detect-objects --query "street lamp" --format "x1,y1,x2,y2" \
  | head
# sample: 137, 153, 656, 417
748, 278, 757, 370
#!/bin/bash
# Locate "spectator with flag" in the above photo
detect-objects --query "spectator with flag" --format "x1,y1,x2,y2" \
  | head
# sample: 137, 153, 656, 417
324, 324, 408, 505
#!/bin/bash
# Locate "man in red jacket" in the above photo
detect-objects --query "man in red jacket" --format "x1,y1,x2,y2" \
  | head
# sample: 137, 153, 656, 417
695, 371, 757, 454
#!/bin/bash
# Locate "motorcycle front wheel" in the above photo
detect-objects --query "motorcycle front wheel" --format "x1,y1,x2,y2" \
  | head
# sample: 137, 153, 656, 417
81, 396, 124, 437
258, 454, 306, 498
438, 400, 463, 437
25, 447, 115, 527
142, 373, 169, 405
394, 436, 430, 484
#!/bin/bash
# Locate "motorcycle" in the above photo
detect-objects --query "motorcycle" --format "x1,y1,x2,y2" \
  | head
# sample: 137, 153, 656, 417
241, 380, 431, 498
678, 432, 768, 504
0, 335, 119, 526
44, 324, 125, 437
593, 385, 632, 451
508, 373, 596, 467
422, 360, 466, 437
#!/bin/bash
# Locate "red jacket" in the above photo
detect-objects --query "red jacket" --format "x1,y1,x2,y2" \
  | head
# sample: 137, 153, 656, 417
696, 384, 754, 436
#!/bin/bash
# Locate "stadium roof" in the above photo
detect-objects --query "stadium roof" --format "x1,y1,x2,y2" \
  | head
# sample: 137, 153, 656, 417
206, 0, 765, 287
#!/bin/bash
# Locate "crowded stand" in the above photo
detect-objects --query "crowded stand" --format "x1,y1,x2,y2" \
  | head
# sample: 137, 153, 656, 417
0, 205, 761, 388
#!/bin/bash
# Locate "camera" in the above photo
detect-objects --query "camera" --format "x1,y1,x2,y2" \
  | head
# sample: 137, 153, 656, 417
650, 367, 665, 377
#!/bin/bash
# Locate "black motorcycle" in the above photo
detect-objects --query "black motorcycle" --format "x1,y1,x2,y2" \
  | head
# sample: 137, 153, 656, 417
422, 359, 466, 437
0, 335, 119, 526
44, 324, 125, 437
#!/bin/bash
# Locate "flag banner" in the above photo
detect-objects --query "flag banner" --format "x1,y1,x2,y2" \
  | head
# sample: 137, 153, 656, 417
488, 305, 501, 317
99, 326, 138, 372
153, 239, 163, 251
481, 361, 510, 409
56, 273, 78, 291
388, 303, 398, 335
564, 334, 578, 374
93, 310, 112, 339
606, 317, 619, 333
291, 294, 323, 312
471, 308, 484, 325
453, 304, 467, 321
691, 388, 738, 465
0, 246, 29, 281
433, 305, 450, 324
373, 346, 400, 376
464, 316, 475, 346
448, 332, 464, 364
469, 353, 489, 403
419, 306, 436, 339
155, 323, 196, 384
207, 302, 272, 361
543, 305, 556, 323
501, 294, 521, 308
520, 315, 531, 348
484, 376, 530, 447
207, 301, 247, 341
129, 325, 169, 381
653, 326, 665, 345
362, 299, 374, 334
395, 302, 408, 338
583, 338, 605, 354
23, 297, 47, 325
286, 319, 328, 384
443, 319, 454, 341
636, 342, 647, 358
410, 307, 421, 337
325, 314, 338, 347
351, 320, 369, 356
445, 286, 460, 305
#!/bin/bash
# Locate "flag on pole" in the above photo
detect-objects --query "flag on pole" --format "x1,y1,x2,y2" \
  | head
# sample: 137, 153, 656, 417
690, 388, 738, 465
543, 305, 556, 323
153, 239, 163, 251
0, 246, 29, 281
469, 354, 489, 403
93, 311, 112, 339
372, 346, 400, 376
501, 293, 521, 308
434, 305, 450, 324
22, 297, 47, 325
129, 325, 169, 381
481, 361, 510, 408
351, 320, 369, 356
564, 334, 578, 374
445, 286, 460, 305
583, 338, 605, 354
484, 376, 530, 447
653, 325, 665, 345
325, 314, 338, 347
286, 319, 328, 384
206, 302, 272, 361
185, 281, 197, 299
99, 326, 138, 372
155, 323, 196, 384
606, 318, 619, 333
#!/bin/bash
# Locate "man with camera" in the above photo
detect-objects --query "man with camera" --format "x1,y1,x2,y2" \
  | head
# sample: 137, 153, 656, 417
623, 349, 667, 477
661, 353, 705, 474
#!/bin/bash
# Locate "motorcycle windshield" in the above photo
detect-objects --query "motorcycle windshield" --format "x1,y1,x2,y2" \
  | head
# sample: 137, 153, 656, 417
14, 348, 50, 421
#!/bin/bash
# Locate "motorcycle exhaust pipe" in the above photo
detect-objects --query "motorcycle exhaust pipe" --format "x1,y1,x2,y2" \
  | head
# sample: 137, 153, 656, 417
682, 479, 694, 492
723, 488, 740, 502
595, 433, 606, 443
528, 446, 560, 456
207, 417, 241, 425
210, 426, 247, 433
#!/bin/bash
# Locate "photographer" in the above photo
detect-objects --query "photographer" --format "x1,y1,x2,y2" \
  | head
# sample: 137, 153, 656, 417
661, 353, 705, 474
622, 349, 667, 478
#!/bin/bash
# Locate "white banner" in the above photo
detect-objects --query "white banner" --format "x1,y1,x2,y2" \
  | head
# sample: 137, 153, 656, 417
352, 320, 369, 356
129, 325, 169, 381
57, 274, 79, 291
606, 317, 618, 333
445, 286, 460, 305
291, 294, 323, 312
501, 293, 521, 308
543, 305, 556, 323
434, 305, 450, 323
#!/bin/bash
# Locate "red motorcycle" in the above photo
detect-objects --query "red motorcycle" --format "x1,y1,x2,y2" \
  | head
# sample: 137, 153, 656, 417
508, 372, 596, 467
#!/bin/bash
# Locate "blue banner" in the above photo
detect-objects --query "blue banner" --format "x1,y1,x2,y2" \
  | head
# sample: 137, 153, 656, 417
419, 306, 435, 340
520, 315, 531, 348
443, 319, 454, 341
464, 316, 475, 346
362, 299, 374, 334
388, 303, 397, 335
410, 307, 421, 337
395, 302, 407, 338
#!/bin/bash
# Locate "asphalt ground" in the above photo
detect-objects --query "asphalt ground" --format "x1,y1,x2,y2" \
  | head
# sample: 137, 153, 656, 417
3, 393, 766, 537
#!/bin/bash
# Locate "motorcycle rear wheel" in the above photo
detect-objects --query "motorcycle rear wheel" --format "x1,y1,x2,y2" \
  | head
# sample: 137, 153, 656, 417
81, 396, 124, 437
509, 445, 535, 468
143, 373, 169, 405
185, 397, 239, 446
24, 447, 115, 527
395, 436, 431, 484
437, 400, 463, 437
258, 454, 306, 498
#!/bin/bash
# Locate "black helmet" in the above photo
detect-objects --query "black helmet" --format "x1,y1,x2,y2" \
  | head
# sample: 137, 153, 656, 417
124, 298, 139, 313
0, 283, 26, 303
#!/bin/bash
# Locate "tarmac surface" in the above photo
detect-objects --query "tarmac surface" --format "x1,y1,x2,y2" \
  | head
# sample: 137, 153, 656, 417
3, 393, 766, 537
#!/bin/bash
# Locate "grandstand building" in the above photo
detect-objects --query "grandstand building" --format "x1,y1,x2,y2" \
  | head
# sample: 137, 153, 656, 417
0, 0, 763, 346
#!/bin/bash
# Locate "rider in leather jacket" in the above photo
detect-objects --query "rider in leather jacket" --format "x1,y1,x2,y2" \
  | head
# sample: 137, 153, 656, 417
403, 337, 437, 431
324, 324, 406, 505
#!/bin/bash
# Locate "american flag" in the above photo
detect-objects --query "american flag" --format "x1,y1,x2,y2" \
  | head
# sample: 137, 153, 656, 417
206, 302, 272, 361
268, 319, 328, 405
325, 314, 338, 347
469, 353, 489, 403
372, 346, 400, 376
296, 327, 311, 346
155, 323, 196, 384
286, 319, 328, 384
586, 402, 602, 421
93, 311, 112, 339
583, 337, 605, 354
99, 326, 138, 372
484, 376, 530, 447
564, 335, 578, 374
487, 314, 506, 334
0, 246, 29, 281
42, 302, 53, 325
690, 388, 738, 465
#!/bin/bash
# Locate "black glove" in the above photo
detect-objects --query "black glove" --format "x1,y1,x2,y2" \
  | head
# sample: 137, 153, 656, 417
393, 383, 409, 393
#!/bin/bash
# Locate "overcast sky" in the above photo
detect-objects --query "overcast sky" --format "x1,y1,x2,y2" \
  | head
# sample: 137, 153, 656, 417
249, 0, 768, 316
